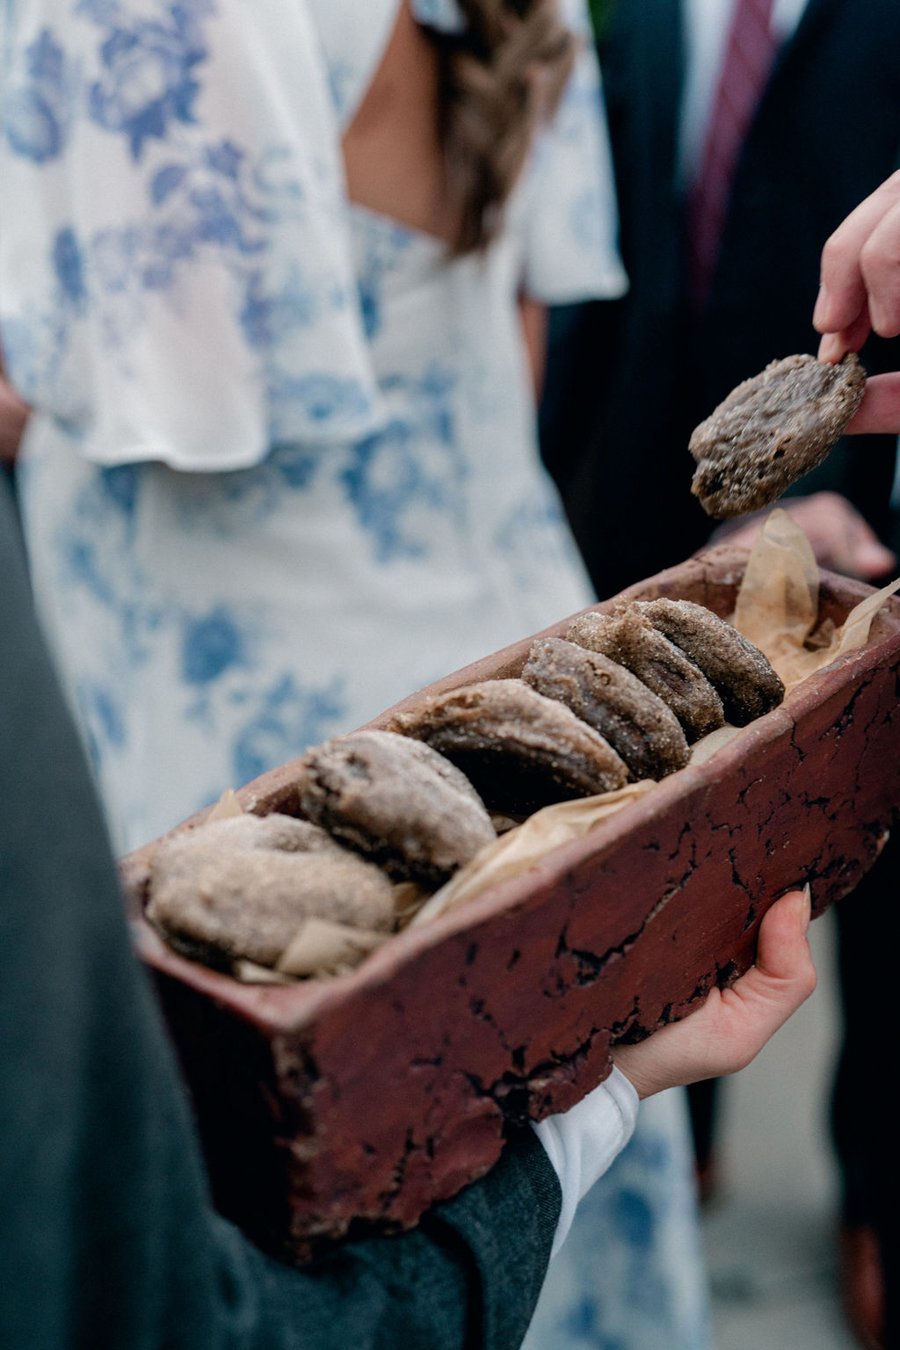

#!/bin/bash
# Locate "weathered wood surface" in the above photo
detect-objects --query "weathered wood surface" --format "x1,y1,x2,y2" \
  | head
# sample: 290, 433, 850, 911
121, 547, 900, 1260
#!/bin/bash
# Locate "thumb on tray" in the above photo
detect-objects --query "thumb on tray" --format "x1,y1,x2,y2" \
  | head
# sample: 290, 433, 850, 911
612, 889, 817, 1100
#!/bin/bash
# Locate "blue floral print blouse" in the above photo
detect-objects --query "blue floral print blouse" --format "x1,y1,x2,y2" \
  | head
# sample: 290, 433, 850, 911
1, 0, 627, 851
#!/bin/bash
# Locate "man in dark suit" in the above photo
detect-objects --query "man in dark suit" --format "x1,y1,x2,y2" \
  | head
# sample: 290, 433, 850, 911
542, 0, 900, 597
540, 5, 900, 1346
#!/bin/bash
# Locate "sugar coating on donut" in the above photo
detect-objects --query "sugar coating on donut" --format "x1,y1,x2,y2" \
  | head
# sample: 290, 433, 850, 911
146, 812, 396, 968
521, 636, 689, 780
389, 677, 629, 815
635, 598, 784, 725
689, 353, 866, 518
566, 608, 725, 742
295, 729, 496, 887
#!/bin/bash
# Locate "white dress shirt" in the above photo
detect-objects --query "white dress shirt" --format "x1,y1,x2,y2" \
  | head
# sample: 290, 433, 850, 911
679, 0, 810, 186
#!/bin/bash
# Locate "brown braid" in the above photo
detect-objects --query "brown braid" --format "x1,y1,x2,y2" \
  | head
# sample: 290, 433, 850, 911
423, 1, 577, 255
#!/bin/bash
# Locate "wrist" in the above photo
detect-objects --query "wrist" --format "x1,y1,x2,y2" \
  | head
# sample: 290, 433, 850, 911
610, 1043, 669, 1101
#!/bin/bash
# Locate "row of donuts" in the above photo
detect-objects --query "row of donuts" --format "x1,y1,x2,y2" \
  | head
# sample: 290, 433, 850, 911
143, 599, 784, 975
387, 596, 785, 811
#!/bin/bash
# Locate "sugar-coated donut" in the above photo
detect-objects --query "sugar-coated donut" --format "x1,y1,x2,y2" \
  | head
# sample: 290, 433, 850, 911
566, 608, 725, 742
389, 678, 629, 816
689, 353, 865, 518
521, 635, 689, 780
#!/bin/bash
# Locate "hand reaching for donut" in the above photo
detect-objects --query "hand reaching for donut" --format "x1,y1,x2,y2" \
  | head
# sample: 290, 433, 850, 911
814, 170, 900, 434
612, 888, 817, 1099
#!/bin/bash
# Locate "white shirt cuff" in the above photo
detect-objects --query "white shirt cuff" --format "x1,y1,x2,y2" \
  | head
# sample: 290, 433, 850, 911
532, 1066, 639, 1259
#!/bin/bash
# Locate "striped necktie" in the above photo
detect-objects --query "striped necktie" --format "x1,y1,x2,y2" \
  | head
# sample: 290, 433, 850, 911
688, 0, 780, 308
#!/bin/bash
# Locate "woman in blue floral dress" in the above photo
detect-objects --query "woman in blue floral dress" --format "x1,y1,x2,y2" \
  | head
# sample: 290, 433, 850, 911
0, 1, 711, 1344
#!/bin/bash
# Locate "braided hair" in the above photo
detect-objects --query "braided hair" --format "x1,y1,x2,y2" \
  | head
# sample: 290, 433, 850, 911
425, 1, 577, 255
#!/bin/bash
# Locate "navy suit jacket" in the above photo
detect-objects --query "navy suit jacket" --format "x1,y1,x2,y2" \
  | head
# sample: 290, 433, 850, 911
542, 0, 900, 598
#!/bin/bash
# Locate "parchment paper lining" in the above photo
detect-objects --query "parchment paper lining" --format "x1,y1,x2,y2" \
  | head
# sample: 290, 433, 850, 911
731, 509, 900, 688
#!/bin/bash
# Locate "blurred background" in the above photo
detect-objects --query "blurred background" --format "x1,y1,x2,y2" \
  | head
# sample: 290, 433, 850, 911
700, 907, 860, 1350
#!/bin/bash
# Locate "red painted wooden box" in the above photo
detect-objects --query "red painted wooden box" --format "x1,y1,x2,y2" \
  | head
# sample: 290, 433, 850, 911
120, 546, 900, 1261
